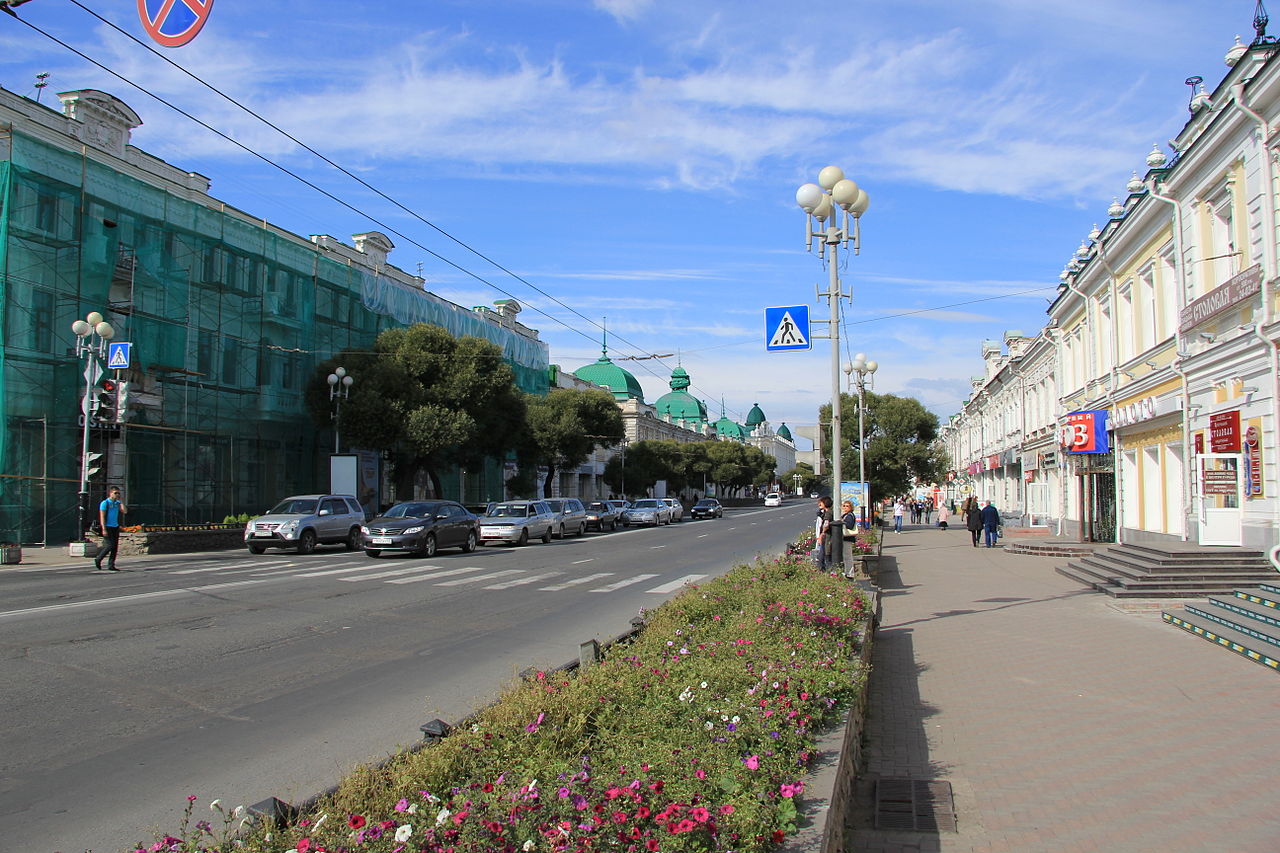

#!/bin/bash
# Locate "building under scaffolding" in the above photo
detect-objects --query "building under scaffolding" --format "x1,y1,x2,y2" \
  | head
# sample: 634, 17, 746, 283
0, 86, 549, 545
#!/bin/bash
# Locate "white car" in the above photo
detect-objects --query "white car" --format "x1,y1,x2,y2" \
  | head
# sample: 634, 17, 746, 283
763, 492, 783, 507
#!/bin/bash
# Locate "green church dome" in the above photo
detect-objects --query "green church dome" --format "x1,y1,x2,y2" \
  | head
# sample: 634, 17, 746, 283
574, 342, 645, 403
777, 422, 793, 441
745, 402, 766, 428
655, 366, 708, 426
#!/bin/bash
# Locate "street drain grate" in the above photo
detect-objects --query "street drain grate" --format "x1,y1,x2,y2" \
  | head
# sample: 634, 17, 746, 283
873, 778, 957, 832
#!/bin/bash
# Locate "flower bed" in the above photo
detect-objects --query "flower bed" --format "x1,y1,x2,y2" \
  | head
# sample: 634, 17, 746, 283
135, 550, 871, 852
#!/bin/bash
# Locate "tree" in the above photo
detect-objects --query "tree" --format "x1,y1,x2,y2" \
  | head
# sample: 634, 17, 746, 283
781, 462, 819, 495
819, 391, 944, 501
603, 441, 671, 498
525, 388, 624, 496
306, 323, 528, 499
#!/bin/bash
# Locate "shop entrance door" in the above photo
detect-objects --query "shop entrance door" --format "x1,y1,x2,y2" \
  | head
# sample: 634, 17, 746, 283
1026, 482, 1051, 527
1198, 453, 1243, 546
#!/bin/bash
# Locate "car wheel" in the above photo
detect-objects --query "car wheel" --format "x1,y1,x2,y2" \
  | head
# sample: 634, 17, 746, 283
296, 529, 317, 554
365, 549, 381, 558
248, 544, 266, 555
554, 523, 565, 540
576, 523, 585, 537
609, 519, 617, 531
462, 531, 477, 553
345, 527, 361, 550
541, 526, 552, 543
518, 528, 530, 546
421, 534, 438, 558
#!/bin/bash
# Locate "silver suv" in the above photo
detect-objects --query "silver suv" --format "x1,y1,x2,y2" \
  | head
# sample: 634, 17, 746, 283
245, 494, 366, 554
544, 498, 588, 538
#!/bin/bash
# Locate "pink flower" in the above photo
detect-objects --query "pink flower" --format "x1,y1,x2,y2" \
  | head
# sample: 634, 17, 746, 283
743, 755, 760, 770
719, 804, 735, 815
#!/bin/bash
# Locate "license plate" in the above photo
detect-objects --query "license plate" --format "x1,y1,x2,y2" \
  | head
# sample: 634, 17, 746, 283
480, 527, 502, 537
369, 537, 393, 545
252, 532, 272, 537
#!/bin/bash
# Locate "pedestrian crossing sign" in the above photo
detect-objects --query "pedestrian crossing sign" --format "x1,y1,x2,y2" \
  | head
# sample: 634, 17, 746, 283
107, 341, 131, 370
765, 305, 810, 352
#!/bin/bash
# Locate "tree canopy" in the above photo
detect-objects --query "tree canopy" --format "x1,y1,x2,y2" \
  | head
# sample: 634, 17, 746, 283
306, 323, 528, 498
602, 439, 776, 499
818, 391, 945, 501
524, 387, 625, 496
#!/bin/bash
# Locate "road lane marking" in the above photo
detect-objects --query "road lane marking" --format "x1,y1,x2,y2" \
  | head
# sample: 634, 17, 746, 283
645, 574, 707, 594
0, 579, 268, 620
386, 565, 489, 584
538, 572, 613, 591
572, 558, 595, 564
650, 545, 667, 549
171, 559, 295, 575
435, 569, 525, 587
698, 534, 709, 538
486, 571, 562, 588
295, 563, 439, 578
339, 566, 431, 581
591, 574, 659, 592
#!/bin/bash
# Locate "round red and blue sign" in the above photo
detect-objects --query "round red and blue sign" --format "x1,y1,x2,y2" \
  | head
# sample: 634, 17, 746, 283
137, 0, 214, 48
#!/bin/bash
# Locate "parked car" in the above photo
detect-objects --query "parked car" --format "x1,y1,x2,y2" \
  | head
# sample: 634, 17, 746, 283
662, 497, 684, 522
690, 498, 723, 519
544, 498, 588, 538
764, 492, 783, 507
583, 500, 621, 532
362, 500, 479, 558
479, 500, 557, 546
606, 499, 631, 516
245, 494, 365, 554
620, 498, 672, 527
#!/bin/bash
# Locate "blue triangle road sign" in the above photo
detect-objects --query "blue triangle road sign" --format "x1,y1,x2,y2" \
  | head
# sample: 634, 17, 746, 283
107, 342, 132, 370
765, 305, 810, 352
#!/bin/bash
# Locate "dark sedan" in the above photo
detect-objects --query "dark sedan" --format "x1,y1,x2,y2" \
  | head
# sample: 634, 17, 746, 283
690, 498, 724, 519
362, 500, 479, 557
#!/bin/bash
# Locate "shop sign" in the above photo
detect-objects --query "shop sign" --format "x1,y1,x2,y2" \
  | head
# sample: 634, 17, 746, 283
1110, 396, 1157, 429
1024, 470, 1036, 483
1061, 410, 1110, 454
1203, 468, 1238, 495
1179, 264, 1263, 333
987, 454, 1000, 470
1040, 450, 1058, 469
1245, 424, 1263, 497
1209, 410, 1241, 452
1194, 432, 1205, 455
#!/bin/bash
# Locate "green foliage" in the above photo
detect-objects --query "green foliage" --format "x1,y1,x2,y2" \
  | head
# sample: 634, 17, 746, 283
819, 391, 945, 500
780, 462, 819, 495
602, 439, 776, 498
305, 323, 527, 498
221, 513, 252, 524
525, 388, 625, 495
146, 553, 872, 852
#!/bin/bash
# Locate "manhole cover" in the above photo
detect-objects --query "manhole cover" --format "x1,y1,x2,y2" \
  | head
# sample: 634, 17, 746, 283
873, 778, 957, 832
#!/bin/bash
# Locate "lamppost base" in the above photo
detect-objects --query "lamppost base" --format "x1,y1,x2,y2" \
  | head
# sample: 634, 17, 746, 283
68, 541, 96, 557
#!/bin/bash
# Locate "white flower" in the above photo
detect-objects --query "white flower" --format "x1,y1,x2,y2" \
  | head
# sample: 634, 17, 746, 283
406, 803, 418, 814
731, 716, 740, 724
523, 841, 536, 851
699, 681, 708, 689
704, 721, 714, 730
436, 807, 452, 826
209, 799, 223, 812
395, 824, 413, 842
231, 805, 245, 819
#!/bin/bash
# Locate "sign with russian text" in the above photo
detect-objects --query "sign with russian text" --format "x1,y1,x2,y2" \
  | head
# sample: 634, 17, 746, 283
1061, 410, 1110, 454
1179, 264, 1263, 333
1202, 469, 1238, 496
1209, 410, 1241, 452
1245, 424, 1263, 497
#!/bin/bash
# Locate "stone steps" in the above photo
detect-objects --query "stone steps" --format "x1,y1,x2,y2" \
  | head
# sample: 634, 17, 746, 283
1056, 544, 1276, 599
1163, 584, 1280, 672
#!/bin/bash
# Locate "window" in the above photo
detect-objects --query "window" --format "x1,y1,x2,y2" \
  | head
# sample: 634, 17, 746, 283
1116, 283, 1133, 361
1137, 266, 1157, 346
32, 289, 54, 352
221, 338, 240, 385
197, 330, 215, 378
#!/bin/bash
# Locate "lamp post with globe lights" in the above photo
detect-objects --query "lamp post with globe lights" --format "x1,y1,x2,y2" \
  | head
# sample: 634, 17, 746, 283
844, 353, 878, 529
796, 166, 869, 570
71, 311, 115, 541
327, 366, 354, 453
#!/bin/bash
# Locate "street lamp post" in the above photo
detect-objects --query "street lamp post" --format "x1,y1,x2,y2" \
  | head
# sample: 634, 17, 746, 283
327, 366, 354, 453
796, 166, 869, 571
844, 353, 879, 529
71, 311, 115, 540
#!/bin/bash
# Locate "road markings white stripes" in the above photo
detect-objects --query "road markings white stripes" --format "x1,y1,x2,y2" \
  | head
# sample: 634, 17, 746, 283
386, 565, 488, 584
591, 574, 659, 592
572, 558, 595, 564
646, 574, 707, 594
486, 571, 563, 589
339, 566, 432, 582
435, 569, 525, 587
295, 563, 438, 578
171, 559, 293, 574
0, 579, 268, 620
538, 572, 613, 591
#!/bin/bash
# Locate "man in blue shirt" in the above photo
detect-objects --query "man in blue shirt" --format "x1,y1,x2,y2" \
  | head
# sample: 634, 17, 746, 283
94, 486, 127, 571
979, 500, 1001, 548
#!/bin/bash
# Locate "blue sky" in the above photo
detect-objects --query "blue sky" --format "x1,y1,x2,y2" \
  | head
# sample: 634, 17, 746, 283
0, 0, 1266, 447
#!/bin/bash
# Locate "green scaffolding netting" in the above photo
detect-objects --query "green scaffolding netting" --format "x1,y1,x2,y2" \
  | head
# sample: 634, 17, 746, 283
0, 133, 548, 544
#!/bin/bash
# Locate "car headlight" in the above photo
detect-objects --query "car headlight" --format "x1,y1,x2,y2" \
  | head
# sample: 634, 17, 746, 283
361, 526, 370, 535
281, 520, 299, 535
404, 525, 425, 534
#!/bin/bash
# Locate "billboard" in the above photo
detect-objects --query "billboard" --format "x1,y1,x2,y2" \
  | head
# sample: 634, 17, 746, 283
1061, 410, 1110, 454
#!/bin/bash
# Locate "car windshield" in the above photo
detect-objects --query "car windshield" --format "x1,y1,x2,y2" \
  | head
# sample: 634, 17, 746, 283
632, 499, 661, 509
695, 500, 715, 507
586, 502, 608, 511
545, 500, 564, 511
384, 502, 435, 518
269, 498, 317, 515
488, 504, 530, 518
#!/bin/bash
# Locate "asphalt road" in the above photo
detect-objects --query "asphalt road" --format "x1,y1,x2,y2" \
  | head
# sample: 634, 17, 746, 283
0, 502, 811, 853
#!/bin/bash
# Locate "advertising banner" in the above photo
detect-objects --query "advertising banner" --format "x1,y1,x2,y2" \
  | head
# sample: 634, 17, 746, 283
1061, 410, 1110, 454
1209, 410, 1241, 453
1245, 424, 1263, 497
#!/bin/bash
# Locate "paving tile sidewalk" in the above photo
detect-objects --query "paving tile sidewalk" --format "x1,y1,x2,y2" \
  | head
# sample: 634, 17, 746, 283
845, 524, 1280, 853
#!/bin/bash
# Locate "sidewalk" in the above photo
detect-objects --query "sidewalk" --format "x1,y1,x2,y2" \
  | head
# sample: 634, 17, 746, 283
846, 524, 1280, 852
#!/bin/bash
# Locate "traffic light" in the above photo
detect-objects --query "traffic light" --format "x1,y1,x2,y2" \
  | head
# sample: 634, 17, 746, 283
85, 450, 104, 480
94, 378, 119, 423
115, 380, 130, 423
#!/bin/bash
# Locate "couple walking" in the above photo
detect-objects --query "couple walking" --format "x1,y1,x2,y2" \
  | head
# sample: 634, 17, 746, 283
961, 497, 1001, 547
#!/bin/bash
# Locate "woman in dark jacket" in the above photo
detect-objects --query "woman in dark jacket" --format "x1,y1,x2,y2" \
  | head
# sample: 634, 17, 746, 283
964, 497, 982, 547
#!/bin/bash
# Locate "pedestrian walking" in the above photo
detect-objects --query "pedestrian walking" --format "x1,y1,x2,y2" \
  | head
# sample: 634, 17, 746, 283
814, 495, 833, 570
94, 485, 127, 571
980, 500, 1001, 548
964, 497, 982, 547
893, 498, 906, 534
937, 502, 949, 530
